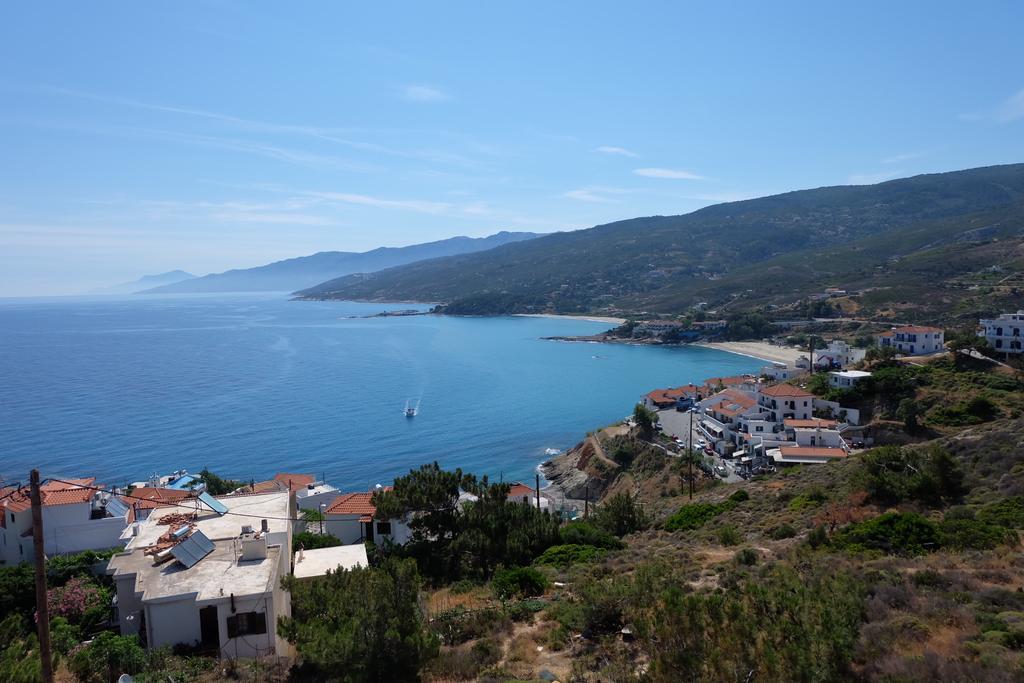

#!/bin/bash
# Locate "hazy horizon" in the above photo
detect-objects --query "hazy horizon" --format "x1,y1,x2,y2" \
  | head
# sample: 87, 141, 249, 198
2, 2, 1023, 296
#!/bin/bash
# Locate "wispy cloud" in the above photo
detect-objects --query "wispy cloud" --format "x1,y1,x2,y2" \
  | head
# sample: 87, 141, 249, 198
37, 86, 473, 165
307, 190, 454, 215
633, 167, 705, 180
595, 145, 638, 158
563, 186, 634, 203
400, 85, 449, 102
847, 170, 903, 185
960, 87, 1024, 123
881, 151, 925, 165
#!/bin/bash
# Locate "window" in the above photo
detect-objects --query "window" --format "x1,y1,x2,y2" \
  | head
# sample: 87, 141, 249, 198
9, 513, 14, 524
997, 339, 1004, 349
376, 521, 392, 535
227, 611, 267, 638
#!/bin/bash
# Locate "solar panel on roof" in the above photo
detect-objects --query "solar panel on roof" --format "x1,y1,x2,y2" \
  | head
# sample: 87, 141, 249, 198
104, 497, 129, 517
170, 530, 215, 568
197, 491, 228, 516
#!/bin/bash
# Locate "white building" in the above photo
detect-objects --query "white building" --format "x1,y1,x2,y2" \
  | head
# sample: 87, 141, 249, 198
816, 340, 867, 368
760, 362, 806, 382
323, 490, 412, 546
828, 370, 872, 389
506, 482, 550, 510
634, 320, 685, 337
756, 384, 815, 422
979, 311, 1024, 355
292, 544, 368, 579
107, 491, 294, 658
1, 478, 130, 565
878, 326, 945, 355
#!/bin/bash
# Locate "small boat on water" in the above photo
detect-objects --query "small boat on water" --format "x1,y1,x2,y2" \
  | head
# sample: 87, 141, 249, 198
404, 398, 421, 418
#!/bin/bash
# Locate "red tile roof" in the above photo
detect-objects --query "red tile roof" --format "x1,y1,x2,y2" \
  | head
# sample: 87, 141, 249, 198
326, 491, 377, 516
272, 473, 316, 491
759, 384, 814, 398
2, 479, 98, 513
703, 375, 755, 388
645, 384, 701, 405
507, 483, 536, 498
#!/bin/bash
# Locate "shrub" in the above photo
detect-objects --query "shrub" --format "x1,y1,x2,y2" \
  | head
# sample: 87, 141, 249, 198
590, 492, 649, 537
535, 544, 605, 568
491, 566, 547, 600
665, 493, 746, 532
717, 525, 742, 546
858, 445, 965, 506
770, 524, 798, 540
292, 531, 342, 552
559, 521, 624, 549
978, 497, 1024, 529
735, 548, 758, 566
830, 512, 939, 556
938, 518, 1018, 551
70, 632, 148, 683
729, 489, 750, 503
431, 608, 509, 645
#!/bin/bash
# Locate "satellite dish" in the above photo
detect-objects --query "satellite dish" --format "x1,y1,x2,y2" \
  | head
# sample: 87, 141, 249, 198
117, 675, 135, 683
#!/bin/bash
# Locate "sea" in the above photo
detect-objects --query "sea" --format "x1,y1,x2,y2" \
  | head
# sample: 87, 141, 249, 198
0, 294, 762, 490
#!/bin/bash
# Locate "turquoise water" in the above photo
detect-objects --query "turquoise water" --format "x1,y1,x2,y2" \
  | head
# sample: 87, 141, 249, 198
0, 294, 761, 489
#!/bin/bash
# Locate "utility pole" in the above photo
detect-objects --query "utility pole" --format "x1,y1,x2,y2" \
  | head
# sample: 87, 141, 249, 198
535, 474, 541, 511
30, 469, 54, 683
688, 408, 694, 500
808, 335, 816, 374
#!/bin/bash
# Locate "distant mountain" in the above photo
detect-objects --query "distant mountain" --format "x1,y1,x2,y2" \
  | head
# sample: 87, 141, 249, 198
294, 164, 1024, 324
96, 270, 196, 294
141, 231, 541, 294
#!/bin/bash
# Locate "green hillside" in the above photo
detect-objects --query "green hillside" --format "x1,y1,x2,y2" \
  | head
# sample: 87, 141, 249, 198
296, 164, 1024, 322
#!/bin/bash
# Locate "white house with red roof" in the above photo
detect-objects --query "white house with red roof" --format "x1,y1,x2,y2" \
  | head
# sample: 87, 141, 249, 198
878, 326, 945, 355
323, 488, 411, 546
506, 482, 550, 510
756, 384, 815, 422
0, 477, 130, 565
642, 384, 702, 411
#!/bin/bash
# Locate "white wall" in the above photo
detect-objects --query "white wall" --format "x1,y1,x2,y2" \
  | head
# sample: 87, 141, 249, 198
148, 598, 201, 649
324, 515, 364, 544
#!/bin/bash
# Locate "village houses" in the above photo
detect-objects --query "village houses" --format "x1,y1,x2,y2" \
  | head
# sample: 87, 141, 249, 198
979, 311, 1024, 355
878, 325, 945, 355
1, 478, 130, 565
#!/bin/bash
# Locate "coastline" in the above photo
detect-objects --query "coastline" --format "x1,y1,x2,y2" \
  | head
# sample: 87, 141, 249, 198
693, 341, 803, 365
515, 313, 626, 325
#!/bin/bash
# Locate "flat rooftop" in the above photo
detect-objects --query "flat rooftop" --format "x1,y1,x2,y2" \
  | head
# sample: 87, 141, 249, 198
292, 544, 368, 579
109, 541, 281, 603
126, 491, 291, 549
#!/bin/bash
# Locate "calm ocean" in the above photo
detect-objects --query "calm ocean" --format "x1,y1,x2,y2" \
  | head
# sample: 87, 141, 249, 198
0, 294, 761, 490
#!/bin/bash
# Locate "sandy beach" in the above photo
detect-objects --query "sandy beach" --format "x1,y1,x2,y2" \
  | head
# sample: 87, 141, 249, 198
695, 341, 804, 365
515, 313, 626, 325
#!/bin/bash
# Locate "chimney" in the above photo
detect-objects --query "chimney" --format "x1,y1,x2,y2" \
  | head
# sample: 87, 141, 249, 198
239, 529, 268, 562
261, 519, 269, 533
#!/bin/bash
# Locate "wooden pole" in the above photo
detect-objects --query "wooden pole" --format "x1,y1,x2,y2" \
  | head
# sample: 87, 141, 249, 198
688, 409, 694, 500
30, 469, 54, 683
535, 473, 541, 511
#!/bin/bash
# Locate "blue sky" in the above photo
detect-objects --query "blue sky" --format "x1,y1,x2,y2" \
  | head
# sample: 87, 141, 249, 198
1, 2, 1022, 296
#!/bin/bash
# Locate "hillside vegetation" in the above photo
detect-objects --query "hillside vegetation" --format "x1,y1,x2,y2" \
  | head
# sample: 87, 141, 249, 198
296, 164, 1024, 323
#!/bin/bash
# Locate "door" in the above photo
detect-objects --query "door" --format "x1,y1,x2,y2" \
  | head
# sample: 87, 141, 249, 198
199, 605, 219, 651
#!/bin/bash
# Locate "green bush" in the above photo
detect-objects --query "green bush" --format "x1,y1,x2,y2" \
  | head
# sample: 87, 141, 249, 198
830, 512, 939, 556
717, 525, 742, 546
491, 566, 547, 600
978, 497, 1024, 529
770, 524, 798, 540
938, 518, 1018, 551
728, 489, 750, 503
590, 492, 649, 537
431, 607, 509, 645
70, 632, 148, 683
735, 548, 758, 566
559, 521, 624, 549
535, 544, 605, 568
292, 531, 342, 551
928, 395, 1000, 426
858, 445, 965, 506
665, 494, 745, 532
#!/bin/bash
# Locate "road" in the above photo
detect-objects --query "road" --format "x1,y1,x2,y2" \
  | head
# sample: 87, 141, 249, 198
656, 409, 744, 483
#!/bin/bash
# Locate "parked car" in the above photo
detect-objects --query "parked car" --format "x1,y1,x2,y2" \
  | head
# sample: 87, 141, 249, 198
714, 464, 729, 478
845, 438, 865, 449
